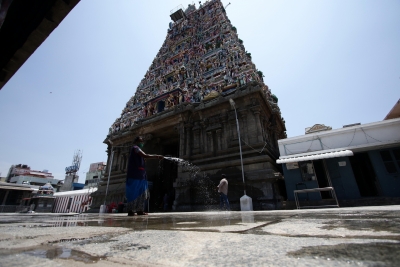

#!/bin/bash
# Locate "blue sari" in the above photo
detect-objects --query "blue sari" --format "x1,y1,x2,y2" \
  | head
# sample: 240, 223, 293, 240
126, 146, 149, 212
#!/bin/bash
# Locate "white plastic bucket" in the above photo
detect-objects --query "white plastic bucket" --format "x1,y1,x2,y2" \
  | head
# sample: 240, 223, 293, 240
99, 205, 106, 214
240, 195, 253, 211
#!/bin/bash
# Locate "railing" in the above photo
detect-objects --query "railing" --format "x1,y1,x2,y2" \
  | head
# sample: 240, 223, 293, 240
294, 187, 339, 209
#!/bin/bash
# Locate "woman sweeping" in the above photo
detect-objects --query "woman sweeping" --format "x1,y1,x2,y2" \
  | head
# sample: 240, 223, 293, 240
126, 136, 164, 216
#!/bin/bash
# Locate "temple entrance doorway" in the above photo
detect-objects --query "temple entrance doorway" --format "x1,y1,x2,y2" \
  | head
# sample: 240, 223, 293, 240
149, 140, 179, 212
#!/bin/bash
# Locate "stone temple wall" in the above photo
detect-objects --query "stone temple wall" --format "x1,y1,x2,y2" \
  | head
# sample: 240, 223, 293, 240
170, 83, 286, 211
90, 0, 286, 212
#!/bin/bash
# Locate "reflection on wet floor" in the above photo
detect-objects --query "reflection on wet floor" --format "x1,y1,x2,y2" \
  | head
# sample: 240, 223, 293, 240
1, 210, 400, 235
321, 217, 400, 233
287, 242, 400, 265
85, 213, 251, 231
0, 212, 282, 234
1, 246, 106, 263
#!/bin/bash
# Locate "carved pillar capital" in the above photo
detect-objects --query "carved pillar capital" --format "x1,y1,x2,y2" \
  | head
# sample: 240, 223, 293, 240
250, 106, 261, 115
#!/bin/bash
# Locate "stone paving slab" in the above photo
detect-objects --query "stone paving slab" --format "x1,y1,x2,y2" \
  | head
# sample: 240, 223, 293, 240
0, 205, 399, 266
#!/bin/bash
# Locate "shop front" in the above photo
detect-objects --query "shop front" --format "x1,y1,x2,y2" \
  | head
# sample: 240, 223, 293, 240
277, 119, 400, 208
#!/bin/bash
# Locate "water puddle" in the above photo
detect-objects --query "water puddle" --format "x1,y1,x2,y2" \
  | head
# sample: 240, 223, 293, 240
6, 212, 270, 233
320, 217, 400, 233
8, 246, 106, 263
291, 211, 400, 234
85, 214, 248, 231
3, 209, 400, 241
287, 242, 400, 265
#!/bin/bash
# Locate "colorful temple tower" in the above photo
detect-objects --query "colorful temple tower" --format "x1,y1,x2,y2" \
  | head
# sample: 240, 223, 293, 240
91, 0, 286, 211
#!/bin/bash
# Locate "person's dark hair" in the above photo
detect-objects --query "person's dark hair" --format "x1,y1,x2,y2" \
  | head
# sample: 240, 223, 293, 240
134, 136, 143, 143
221, 174, 226, 178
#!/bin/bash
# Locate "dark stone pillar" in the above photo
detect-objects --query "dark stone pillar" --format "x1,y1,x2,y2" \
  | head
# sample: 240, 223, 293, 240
206, 131, 213, 152
239, 109, 248, 143
185, 123, 193, 157
216, 129, 222, 151
193, 125, 201, 155
221, 115, 228, 149
178, 124, 185, 157
200, 120, 206, 154
251, 106, 263, 143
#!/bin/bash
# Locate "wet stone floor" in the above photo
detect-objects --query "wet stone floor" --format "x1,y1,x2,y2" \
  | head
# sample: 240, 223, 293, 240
0, 205, 399, 266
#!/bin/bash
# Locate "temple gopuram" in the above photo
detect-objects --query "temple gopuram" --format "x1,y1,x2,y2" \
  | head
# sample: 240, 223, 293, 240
91, 0, 287, 211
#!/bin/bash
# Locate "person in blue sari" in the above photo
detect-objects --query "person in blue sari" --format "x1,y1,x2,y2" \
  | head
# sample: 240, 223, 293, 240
126, 136, 164, 216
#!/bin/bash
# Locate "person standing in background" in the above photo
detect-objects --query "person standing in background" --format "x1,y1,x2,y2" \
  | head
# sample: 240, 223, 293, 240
217, 174, 230, 211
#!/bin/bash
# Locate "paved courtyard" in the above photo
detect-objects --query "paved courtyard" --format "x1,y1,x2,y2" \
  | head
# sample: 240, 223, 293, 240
0, 205, 399, 266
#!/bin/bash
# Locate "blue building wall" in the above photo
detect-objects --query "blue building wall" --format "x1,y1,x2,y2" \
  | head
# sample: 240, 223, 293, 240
282, 146, 400, 201
325, 157, 361, 199
283, 157, 360, 201
283, 164, 320, 201
368, 147, 400, 197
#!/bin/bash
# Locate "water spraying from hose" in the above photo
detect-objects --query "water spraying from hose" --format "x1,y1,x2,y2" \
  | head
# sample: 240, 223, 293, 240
163, 157, 218, 210
164, 157, 200, 177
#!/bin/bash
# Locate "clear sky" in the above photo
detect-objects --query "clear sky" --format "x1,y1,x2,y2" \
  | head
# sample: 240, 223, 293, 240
0, 0, 399, 182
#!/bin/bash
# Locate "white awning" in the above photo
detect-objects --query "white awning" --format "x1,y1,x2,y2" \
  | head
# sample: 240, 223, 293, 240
0, 185, 34, 191
276, 150, 353, 164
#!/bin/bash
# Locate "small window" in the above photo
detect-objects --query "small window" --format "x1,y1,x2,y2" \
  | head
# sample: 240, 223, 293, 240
299, 161, 317, 181
380, 151, 398, 173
